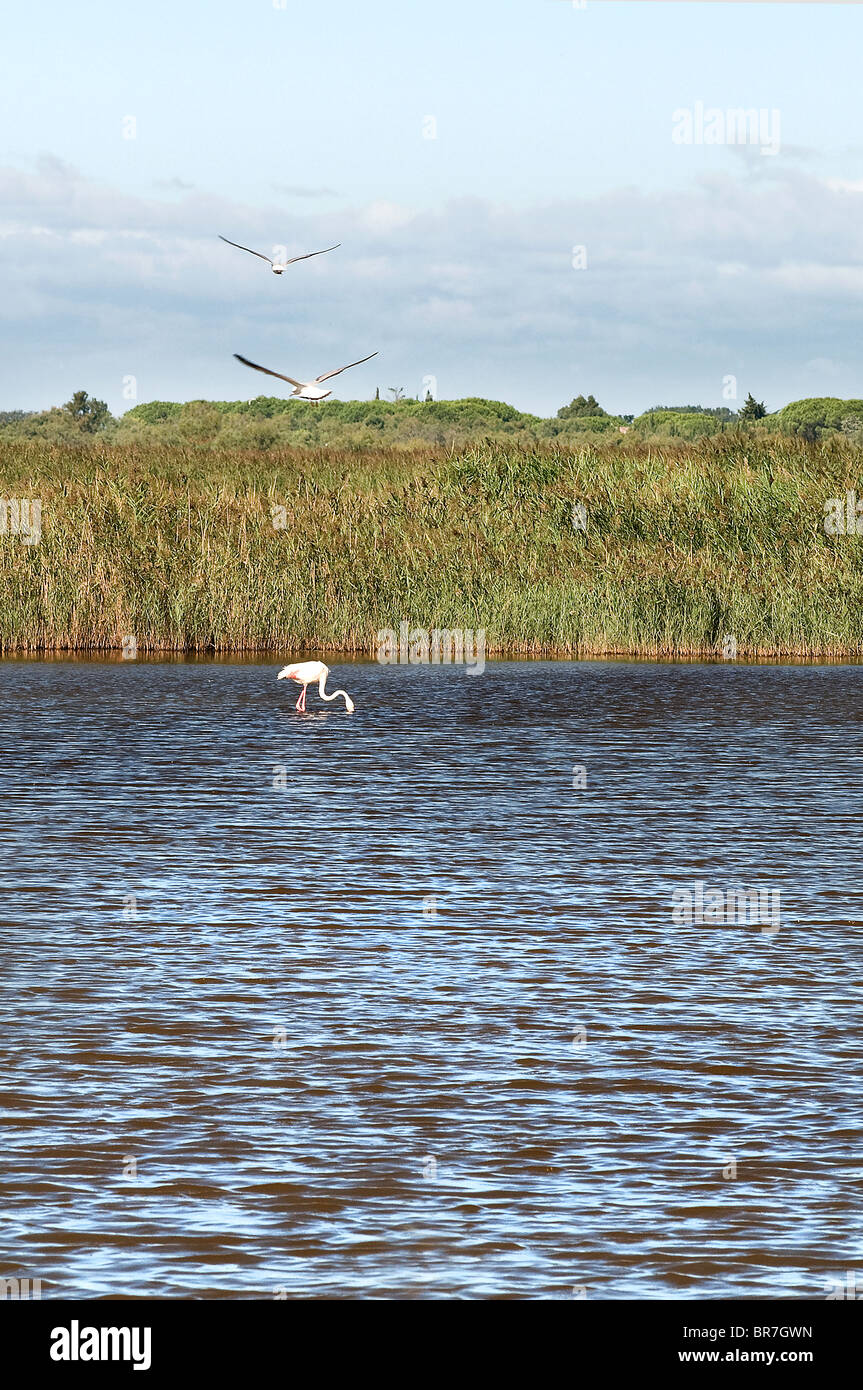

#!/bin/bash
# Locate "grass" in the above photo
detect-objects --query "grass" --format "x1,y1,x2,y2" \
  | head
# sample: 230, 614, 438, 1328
2, 435, 863, 657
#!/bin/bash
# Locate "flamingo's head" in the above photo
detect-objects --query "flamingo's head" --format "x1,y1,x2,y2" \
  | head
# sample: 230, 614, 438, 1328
344, 694, 355, 713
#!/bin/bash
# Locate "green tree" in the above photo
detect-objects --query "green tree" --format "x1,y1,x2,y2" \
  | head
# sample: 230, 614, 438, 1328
557, 393, 608, 420
63, 390, 111, 433
738, 392, 766, 421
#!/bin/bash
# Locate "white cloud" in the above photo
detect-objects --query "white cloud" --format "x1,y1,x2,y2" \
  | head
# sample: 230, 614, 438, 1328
802, 357, 843, 377
766, 263, 863, 294
272, 184, 338, 199
359, 201, 416, 234
1, 158, 862, 416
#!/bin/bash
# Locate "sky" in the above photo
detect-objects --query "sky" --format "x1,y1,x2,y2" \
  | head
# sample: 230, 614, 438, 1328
2, 0, 863, 417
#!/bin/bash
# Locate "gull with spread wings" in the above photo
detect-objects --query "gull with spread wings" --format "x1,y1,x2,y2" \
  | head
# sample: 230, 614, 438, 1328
233, 351, 379, 403
219, 235, 340, 275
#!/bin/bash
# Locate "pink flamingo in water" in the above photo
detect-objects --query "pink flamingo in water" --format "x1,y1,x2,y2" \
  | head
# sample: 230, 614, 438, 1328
277, 660, 355, 713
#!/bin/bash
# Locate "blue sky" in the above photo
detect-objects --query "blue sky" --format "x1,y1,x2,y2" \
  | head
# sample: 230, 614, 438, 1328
2, 0, 863, 415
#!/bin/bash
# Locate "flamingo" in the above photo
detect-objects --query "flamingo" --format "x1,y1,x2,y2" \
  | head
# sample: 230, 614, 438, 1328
234, 351, 378, 403
277, 660, 355, 713
219, 235, 340, 275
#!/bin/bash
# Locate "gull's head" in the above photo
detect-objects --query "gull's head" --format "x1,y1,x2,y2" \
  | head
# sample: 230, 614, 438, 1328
271, 265, 286, 275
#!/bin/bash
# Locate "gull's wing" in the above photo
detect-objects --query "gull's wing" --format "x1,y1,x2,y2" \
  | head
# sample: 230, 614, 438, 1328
284, 243, 341, 265
314, 351, 379, 385
219, 235, 273, 266
233, 354, 302, 388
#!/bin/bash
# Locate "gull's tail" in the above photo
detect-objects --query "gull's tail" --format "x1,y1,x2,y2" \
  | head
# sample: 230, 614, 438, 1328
318, 664, 355, 712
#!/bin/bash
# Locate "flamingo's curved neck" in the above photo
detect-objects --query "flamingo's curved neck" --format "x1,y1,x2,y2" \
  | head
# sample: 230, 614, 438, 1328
318, 672, 352, 709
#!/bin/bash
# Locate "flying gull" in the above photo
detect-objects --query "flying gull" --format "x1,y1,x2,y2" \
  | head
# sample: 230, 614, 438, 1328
233, 351, 379, 402
219, 235, 340, 275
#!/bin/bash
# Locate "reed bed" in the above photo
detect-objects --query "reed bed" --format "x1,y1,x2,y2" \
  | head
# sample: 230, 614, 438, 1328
2, 435, 862, 657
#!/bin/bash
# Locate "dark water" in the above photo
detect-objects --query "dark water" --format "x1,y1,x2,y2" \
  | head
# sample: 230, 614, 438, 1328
2, 657, 861, 1300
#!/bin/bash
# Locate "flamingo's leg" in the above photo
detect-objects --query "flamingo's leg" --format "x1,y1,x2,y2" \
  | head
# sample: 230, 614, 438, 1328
295, 686, 304, 711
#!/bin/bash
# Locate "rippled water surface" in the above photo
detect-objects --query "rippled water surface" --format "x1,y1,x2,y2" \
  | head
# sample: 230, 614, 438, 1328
2, 657, 861, 1299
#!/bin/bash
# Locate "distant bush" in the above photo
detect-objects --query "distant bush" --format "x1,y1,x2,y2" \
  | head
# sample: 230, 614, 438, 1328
6, 391, 863, 451
114, 395, 552, 450
632, 410, 730, 440
772, 397, 863, 439
645, 404, 737, 421
0, 407, 105, 444
543, 414, 621, 437
0, 390, 114, 443
124, 400, 185, 424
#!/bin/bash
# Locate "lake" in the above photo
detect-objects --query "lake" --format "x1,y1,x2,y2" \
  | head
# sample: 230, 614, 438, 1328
1, 656, 860, 1299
